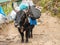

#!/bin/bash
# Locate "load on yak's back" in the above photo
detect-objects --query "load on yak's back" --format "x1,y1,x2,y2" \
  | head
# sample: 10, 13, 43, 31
7, 10, 16, 22
0, 13, 6, 24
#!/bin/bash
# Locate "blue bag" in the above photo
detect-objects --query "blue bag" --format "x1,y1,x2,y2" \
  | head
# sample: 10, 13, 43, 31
29, 18, 37, 25
0, 6, 6, 16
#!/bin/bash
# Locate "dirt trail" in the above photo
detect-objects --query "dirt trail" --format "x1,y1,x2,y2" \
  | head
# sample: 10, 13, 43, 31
0, 12, 60, 45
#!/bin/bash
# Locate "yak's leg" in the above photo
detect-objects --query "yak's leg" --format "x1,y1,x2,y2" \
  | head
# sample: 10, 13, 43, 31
28, 29, 33, 38
28, 29, 31, 38
25, 30, 29, 43
28, 25, 32, 38
30, 25, 34, 38
18, 28, 24, 43
28, 26, 33, 38
20, 32, 24, 43
30, 29, 33, 38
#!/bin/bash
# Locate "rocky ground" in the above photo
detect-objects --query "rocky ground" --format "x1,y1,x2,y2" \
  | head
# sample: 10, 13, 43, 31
0, 12, 60, 45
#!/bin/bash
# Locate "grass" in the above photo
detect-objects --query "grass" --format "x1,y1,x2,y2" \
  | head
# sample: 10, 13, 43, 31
2, 2, 13, 15
57, 13, 60, 18
36, 0, 60, 19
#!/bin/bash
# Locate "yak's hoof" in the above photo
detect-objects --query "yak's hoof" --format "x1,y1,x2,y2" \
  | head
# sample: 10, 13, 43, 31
25, 40, 28, 43
31, 35, 33, 38
28, 35, 31, 38
29, 35, 33, 38
21, 40, 24, 43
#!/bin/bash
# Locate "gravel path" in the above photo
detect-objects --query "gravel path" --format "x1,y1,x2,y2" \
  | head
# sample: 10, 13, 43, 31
0, 12, 60, 45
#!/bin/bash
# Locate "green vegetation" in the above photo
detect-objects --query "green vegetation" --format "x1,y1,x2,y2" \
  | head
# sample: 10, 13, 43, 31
1, 0, 22, 15
35, 0, 60, 18
2, 2, 13, 15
